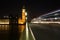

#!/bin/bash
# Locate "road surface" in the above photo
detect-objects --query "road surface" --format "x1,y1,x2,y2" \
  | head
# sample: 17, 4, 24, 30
29, 23, 60, 40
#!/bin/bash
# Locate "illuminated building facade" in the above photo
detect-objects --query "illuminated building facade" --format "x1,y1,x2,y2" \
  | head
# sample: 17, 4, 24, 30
0, 15, 18, 40
0, 7, 27, 40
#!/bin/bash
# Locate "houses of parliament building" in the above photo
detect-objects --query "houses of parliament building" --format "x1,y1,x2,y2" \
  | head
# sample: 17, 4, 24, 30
0, 7, 27, 40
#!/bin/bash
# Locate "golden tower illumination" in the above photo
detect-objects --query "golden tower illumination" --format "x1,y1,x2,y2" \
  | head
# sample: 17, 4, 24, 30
18, 7, 26, 24
18, 7, 26, 32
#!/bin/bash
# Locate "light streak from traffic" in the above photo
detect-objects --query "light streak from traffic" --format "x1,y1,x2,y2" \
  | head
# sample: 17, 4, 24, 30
29, 26, 36, 40
31, 21, 60, 24
40, 10, 60, 18
26, 22, 29, 40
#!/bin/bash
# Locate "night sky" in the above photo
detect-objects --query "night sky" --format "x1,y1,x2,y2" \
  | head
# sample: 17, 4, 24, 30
0, 0, 60, 20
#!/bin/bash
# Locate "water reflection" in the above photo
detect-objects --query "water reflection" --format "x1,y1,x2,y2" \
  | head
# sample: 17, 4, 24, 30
0, 25, 9, 31
18, 25, 25, 32
18, 25, 26, 40
0, 24, 9, 40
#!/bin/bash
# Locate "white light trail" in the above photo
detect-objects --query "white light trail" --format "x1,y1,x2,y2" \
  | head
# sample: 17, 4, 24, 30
40, 10, 60, 18
29, 26, 36, 40
26, 22, 29, 40
25, 11, 29, 40
31, 21, 60, 24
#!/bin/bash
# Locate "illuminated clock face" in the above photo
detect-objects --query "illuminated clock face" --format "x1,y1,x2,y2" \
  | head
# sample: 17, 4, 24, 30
22, 9, 25, 13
